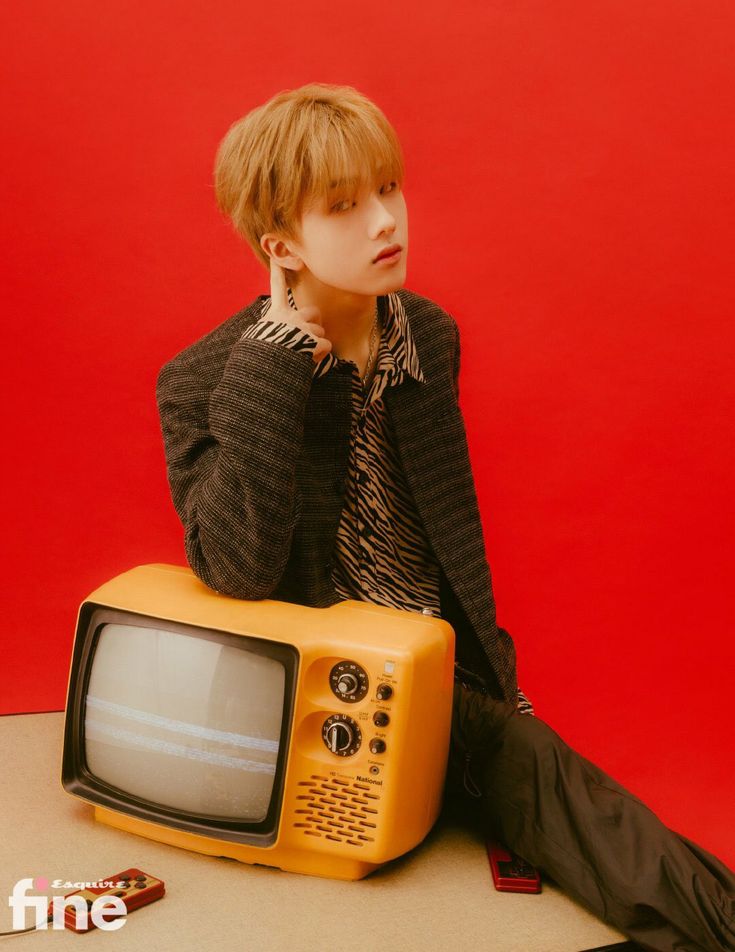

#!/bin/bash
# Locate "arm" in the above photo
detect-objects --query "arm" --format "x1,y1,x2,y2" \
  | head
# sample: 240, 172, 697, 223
156, 336, 314, 599
450, 313, 532, 713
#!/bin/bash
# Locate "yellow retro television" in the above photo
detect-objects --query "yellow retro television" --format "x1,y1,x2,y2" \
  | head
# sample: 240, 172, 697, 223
61, 564, 455, 881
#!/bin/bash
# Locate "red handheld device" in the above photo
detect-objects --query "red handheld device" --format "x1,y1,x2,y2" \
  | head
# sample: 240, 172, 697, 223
486, 841, 542, 894
47, 867, 165, 932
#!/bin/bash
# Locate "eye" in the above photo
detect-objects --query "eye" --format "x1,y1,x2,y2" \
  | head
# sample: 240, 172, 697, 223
331, 198, 355, 213
330, 182, 399, 212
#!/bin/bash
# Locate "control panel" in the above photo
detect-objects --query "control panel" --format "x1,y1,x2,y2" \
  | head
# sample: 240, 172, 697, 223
323, 660, 395, 762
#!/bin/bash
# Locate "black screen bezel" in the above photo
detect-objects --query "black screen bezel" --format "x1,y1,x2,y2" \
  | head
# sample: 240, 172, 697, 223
61, 602, 299, 848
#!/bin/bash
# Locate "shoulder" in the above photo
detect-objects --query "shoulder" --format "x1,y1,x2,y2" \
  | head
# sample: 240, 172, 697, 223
157, 295, 267, 387
395, 288, 459, 375
396, 287, 457, 332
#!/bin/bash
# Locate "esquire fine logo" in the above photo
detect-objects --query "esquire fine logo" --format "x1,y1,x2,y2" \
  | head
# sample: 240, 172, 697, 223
8, 877, 127, 932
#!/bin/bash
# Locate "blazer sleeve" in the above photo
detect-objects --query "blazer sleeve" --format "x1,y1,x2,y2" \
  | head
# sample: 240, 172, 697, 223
155, 336, 315, 599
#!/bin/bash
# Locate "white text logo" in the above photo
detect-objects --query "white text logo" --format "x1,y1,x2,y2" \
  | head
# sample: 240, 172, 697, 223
8, 878, 126, 932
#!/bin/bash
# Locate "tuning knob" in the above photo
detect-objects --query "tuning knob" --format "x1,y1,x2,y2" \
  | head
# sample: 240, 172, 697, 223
336, 673, 359, 695
330, 661, 369, 702
326, 721, 353, 752
322, 714, 362, 757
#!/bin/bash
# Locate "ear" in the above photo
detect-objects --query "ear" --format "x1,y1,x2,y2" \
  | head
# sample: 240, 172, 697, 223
260, 233, 305, 273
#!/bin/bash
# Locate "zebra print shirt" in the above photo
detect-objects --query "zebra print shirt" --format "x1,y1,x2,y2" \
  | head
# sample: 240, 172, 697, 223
240, 289, 535, 717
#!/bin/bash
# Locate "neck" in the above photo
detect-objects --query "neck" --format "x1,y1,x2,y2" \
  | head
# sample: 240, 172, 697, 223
289, 280, 378, 354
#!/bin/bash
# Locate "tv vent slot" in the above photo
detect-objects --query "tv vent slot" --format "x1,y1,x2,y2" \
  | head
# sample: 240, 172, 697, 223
291, 775, 382, 845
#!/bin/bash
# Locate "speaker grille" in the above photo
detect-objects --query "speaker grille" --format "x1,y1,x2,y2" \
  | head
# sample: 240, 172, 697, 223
292, 775, 381, 847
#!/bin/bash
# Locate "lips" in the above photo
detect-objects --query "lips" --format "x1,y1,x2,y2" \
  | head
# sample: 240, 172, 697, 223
373, 244, 402, 262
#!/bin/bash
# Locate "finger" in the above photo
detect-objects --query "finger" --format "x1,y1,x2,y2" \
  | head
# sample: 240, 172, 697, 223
312, 339, 332, 362
269, 257, 289, 311
300, 322, 325, 338
296, 304, 321, 323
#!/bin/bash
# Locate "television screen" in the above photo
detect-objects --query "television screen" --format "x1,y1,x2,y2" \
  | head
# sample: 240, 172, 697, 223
84, 622, 285, 821
63, 605, 299, 845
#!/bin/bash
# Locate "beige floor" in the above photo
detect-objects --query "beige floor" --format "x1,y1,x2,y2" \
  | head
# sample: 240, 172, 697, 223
0, 712, 628, 952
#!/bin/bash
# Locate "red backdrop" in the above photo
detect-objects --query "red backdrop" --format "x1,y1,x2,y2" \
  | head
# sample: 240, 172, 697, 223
3, 1, 733, 866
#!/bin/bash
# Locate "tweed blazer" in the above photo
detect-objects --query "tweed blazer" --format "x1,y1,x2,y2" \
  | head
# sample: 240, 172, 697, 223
155, 287, 519, 704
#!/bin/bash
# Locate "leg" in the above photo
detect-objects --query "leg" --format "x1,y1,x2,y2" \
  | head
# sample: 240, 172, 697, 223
444, 680, 735, 952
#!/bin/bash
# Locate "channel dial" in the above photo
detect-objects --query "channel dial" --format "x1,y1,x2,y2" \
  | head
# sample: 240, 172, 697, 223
322, 714, 362, 756
329, 660, 369, 702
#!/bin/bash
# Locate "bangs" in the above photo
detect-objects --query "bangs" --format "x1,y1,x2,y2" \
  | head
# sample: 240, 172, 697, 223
299, 106, 404, 211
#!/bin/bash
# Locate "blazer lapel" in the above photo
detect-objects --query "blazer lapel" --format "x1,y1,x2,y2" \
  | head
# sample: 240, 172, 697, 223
382, 305, 496, 653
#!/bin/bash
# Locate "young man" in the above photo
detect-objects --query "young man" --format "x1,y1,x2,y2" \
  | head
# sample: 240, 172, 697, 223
156, 83, 734, 951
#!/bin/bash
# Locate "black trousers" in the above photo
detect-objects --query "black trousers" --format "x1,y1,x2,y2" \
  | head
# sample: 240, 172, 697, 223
441, 679, 735, 952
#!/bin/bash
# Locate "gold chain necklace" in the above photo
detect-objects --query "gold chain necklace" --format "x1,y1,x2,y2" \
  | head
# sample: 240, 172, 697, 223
361, 301, 380, 387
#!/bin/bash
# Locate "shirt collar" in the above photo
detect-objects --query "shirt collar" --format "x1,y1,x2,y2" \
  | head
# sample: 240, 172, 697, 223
365, 292, 425, 404
276, 288, 425, 391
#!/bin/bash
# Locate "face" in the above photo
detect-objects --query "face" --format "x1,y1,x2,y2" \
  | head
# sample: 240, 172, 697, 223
287, 177, 408, 297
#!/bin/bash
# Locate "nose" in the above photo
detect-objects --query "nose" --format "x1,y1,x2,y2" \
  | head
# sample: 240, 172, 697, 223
368, 192, 397, 237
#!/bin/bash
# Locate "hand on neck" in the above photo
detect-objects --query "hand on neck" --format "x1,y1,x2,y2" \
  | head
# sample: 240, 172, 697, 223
289, 277, 379, 357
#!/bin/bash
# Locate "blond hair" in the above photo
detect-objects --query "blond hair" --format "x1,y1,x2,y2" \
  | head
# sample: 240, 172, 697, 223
213, 83, 405, 280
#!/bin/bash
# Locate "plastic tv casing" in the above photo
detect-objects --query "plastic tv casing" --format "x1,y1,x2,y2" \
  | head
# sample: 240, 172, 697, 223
61, 564, 456, 881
